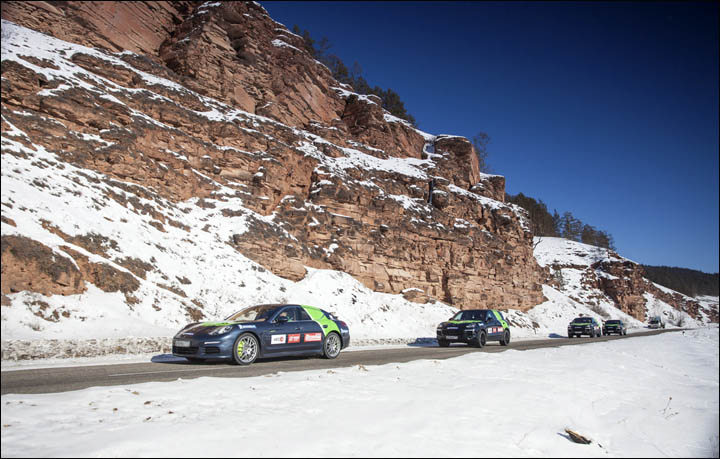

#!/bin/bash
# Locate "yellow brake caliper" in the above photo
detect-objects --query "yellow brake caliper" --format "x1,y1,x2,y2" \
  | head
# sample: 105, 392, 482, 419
237, 339, 244, 357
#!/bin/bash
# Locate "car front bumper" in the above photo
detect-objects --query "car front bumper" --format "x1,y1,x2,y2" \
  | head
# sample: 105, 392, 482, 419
172, 334, 235, 360
569, 326, 595, 336
437, 329, 476, 343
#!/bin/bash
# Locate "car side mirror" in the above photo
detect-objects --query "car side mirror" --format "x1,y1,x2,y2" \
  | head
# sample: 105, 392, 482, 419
276, 316, 289, 324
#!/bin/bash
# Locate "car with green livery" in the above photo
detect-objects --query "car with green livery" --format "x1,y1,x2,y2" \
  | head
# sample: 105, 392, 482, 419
567, 316, 602, 338
602, 319, 627, 336
436, 309, 511, 348
172, 304, 350, 365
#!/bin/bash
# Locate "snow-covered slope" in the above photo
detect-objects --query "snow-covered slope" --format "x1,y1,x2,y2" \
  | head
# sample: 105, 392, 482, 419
2, 19, 465, 352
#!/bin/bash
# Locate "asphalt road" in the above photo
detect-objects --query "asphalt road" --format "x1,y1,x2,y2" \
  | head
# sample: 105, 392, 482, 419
1, 329, 680, 395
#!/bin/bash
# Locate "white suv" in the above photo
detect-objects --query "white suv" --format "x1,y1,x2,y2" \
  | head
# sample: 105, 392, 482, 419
648, 316, 665, 329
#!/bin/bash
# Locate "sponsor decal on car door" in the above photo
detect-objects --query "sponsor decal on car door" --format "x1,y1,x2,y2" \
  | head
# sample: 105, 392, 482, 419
304, 333, 322, 342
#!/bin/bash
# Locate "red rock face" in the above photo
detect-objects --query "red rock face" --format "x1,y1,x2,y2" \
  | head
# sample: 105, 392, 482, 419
1, 1, 196, 55
1, 1, 547, 312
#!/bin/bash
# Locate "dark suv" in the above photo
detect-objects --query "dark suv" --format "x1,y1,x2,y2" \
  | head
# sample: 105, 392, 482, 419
567, 317, 602, 338
436, 309, 511, 348
602, 319, 627, 336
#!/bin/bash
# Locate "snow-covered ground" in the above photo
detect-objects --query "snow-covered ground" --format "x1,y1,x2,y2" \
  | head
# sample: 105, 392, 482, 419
2, 327, 718, 457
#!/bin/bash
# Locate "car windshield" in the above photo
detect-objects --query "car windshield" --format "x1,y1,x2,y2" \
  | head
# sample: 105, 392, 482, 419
606, 320, 621, 325
225, 305, 281, 322
572, 318, 592, 324
650, 318, 660, 323
451, 310, 488, 321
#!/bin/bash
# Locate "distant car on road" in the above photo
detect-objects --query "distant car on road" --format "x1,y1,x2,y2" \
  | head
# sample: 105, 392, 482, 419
172, 304, 350, 365
436, 309, 511, 348
648, 316, 665, 329
567, 317, 602, 338
602, 319, 627, 336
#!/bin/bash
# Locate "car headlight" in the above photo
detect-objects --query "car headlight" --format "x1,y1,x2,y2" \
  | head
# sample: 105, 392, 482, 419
209, 325, 234, 336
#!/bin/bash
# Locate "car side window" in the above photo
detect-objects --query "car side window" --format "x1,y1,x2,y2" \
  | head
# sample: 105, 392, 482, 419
276, 307, 297, 322
297, 307, 312, 321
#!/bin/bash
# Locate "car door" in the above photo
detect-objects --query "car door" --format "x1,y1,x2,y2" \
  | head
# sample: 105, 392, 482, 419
296, 307, 324, 352
485, 310, 503, 338
262, 306, 303, 355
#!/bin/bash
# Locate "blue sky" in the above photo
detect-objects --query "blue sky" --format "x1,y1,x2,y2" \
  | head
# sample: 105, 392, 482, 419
262, 2, 719, 273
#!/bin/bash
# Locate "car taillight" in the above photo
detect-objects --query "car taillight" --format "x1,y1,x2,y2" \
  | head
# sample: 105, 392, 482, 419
339, 321, 347, 328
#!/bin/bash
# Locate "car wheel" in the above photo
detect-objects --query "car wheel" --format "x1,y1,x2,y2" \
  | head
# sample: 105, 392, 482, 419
323, 332, 341, 359
438, 339, 449, 347
186, 357, 205, 363
232, 333, 259, 365
500, 329, 511, 346
474, 330, 487, 348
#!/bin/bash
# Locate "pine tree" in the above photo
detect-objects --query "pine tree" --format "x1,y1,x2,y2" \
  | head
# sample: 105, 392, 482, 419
561, 212, 582, 241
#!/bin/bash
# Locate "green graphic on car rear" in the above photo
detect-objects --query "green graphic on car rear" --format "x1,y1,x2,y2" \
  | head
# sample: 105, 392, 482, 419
492, 310, 509, 329
302, 305, 339, 337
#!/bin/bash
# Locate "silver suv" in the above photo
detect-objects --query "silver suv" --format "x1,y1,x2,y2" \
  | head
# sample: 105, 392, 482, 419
648, 316, 665, 329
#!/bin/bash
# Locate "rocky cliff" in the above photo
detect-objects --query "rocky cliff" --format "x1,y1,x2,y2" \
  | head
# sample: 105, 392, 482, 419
1, 0, 546, 328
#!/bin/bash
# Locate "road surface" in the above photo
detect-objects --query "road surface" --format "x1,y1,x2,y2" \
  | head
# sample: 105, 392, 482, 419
1, 329, 680, 395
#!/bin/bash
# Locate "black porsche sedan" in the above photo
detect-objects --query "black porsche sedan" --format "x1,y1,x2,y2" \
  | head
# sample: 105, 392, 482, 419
172, 304, 350, 365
